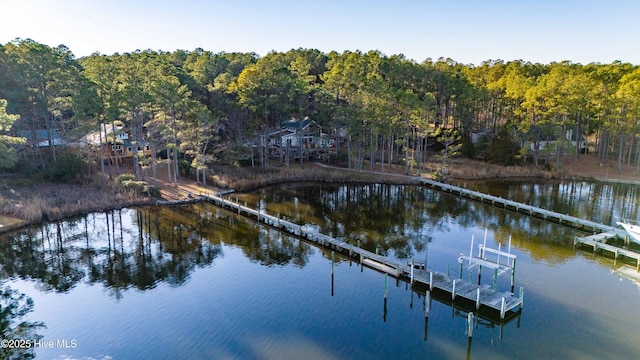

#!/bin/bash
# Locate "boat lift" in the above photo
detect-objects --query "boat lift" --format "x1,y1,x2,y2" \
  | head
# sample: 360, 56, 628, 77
458, 230, 518, 292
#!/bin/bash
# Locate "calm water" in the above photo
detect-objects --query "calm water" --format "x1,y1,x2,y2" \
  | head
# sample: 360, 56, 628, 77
1, 181, 639, 359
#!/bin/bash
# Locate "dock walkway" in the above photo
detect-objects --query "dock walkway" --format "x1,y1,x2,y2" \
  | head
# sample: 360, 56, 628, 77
201, 193, 523, 319
574, 232, 640, 270
419, 178, 626, 236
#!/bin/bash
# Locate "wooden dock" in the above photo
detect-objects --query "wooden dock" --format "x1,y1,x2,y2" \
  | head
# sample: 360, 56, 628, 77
574, 232, 640, 271
201, 193, 524, 319
420, 178, 626, 236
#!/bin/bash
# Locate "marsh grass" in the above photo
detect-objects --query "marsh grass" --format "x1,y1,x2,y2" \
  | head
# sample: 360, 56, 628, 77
427, 159, 555, 180
0, 181, 154, 224
212, 164, 421, 192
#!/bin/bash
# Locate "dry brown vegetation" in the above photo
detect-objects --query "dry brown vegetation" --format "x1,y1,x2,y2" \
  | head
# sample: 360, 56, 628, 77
211, 164, 422, 192
0, 180, 155, 231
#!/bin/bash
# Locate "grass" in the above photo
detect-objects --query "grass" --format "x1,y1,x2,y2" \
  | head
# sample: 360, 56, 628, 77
427, 159, 555, 180
0, 179, 155, 228
211, 164, 422, 192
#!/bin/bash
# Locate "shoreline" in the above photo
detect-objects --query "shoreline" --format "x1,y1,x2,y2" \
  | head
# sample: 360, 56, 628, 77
1, 160, 638, 234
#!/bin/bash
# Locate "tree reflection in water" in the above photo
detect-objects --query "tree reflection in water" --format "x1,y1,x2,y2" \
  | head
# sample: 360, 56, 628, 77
0, 285, 44, 360
242, 183, 598, 265
0, 205, 315, 299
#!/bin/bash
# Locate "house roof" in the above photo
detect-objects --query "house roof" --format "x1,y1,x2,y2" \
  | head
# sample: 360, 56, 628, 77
281, 117, 315, 130
267, 128, 296, 138
17, 129, 64, 147
80, 124, 125, 146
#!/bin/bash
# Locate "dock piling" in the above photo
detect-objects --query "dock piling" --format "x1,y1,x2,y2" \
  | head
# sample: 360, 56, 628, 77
410, 258, 414, 284
429, 271, 433, 291
425, 290, 431, 317
384, 273, 388, 299
452, 280, 456, 300
331, 250, 335, 274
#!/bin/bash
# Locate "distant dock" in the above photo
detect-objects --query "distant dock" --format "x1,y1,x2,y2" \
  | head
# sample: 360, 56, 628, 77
419, 178, 626, 235
574, 232, 640, 271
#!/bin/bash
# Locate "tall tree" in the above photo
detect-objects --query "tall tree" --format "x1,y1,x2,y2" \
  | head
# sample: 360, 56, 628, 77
0, 99, 24, 169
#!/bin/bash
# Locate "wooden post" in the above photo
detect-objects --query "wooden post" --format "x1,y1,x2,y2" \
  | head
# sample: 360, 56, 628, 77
511, 259, 517, 292
519, 287, 524, 308
493, 268, 498, 290
500, 297, 506, 319
425, 290, 431, 317
410, 258, 414, 284
429, 271, 433, 291
331, 250, 335, 274
384, 273, 388, 299
476, 288, 481, 309
483, 229, 488, 256
452, 280, 456, 300
477, 265, 482, 285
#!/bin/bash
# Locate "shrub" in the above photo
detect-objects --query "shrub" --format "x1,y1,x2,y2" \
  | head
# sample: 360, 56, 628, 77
178, 159, 191, 176
46, 149, 88, 183
115, 173, 136, 185
147, 186, 161, 198
486, 127, 520, 166
121, 180, 147, 195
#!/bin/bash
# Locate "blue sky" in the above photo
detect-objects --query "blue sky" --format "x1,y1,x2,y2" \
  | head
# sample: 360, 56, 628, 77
2, 0, 638, 65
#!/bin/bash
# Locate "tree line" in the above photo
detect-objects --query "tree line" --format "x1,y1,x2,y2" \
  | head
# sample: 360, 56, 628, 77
1, 38, 639, 185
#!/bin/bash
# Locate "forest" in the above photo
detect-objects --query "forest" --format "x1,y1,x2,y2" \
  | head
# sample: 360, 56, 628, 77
1, 38, 640, 186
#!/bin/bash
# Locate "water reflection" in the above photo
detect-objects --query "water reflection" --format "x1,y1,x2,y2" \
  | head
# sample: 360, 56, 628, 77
0, 285, 44, 359
0, 209, 214, 296
456, 179, 640, 226
242, 183, 592, 268
0, 205, 321, 297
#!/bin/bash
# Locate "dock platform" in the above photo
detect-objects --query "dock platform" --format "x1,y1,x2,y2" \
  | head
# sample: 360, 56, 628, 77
574, 232, 640, 271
